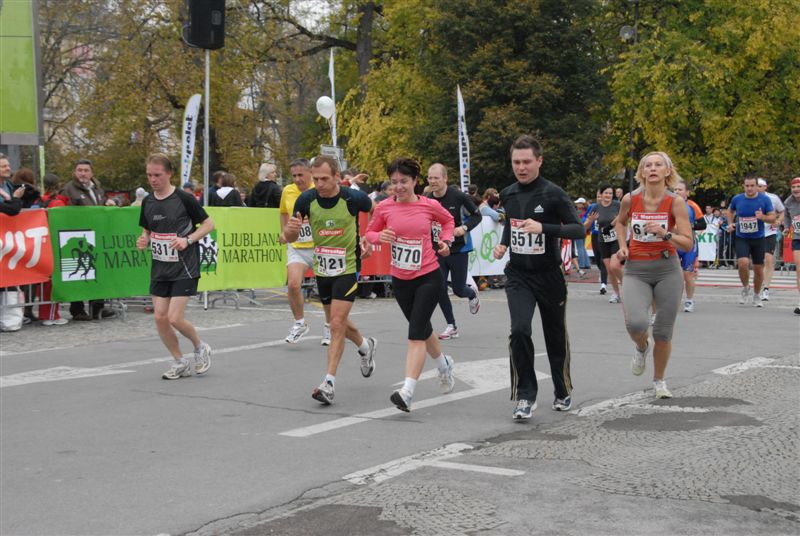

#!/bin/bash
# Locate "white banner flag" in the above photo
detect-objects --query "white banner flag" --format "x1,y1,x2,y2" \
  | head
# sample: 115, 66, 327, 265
457, 85, 470, 193
181, 94, 202, 186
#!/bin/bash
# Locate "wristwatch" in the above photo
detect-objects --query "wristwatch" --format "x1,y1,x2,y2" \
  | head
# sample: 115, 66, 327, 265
186, 237, 194, 245
662, 232, 673, 242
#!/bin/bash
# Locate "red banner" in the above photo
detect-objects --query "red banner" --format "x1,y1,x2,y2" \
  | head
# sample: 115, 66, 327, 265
359, 212, 392, 276
0, 209, 55, 286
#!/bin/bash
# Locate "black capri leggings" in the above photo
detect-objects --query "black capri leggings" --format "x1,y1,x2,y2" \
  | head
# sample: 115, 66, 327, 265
391, 269, 443, 341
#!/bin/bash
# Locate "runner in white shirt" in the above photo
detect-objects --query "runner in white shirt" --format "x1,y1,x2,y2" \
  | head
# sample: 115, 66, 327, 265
757, 178, 785, 301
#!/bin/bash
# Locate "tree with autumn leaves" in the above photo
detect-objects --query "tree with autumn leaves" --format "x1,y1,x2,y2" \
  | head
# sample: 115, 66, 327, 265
37, 0, 799, 201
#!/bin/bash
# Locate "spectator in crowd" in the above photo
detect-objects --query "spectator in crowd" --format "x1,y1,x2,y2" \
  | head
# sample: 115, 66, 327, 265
615, 187, 624, 201
209, 173, 244, 207
36, 173, 69, 326
467, 183, 482, 206
131, 187, 148, 207
480, 188, 505, 222
572, 197, 590, 270
60, 158, 117, 321
0, 153, 14, 200
11, 168, 41, 208
344, 167, 368, 192
373, 180, 393, 204
248, 163, 282, 208
209, 170, 225, 199
0, 181, 24, 214
716, 206, 733, 267
182, 181, 196, 196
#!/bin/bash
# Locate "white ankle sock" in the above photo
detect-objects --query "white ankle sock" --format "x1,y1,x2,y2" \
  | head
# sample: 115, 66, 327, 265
325, 374, 335, 385
402, 378, 417, 395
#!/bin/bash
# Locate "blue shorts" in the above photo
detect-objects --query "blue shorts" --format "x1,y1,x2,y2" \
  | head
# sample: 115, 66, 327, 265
792, 239, 800, 252
735, 237, 766, 265
677, 246, 698, 272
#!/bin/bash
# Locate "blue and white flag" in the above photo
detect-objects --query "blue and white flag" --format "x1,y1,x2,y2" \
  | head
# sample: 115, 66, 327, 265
181, 94, 202, 186
457, 85, 470, 193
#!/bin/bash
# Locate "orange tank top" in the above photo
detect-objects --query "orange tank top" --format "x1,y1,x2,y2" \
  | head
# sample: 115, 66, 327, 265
628, 192, 677, 261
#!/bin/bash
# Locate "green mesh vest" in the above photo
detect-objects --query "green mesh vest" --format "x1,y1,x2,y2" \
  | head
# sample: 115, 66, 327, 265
310, 196, 358, 277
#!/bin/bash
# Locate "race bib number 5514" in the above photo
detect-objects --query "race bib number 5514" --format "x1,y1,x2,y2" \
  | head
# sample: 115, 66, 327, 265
509, 219, 544, 255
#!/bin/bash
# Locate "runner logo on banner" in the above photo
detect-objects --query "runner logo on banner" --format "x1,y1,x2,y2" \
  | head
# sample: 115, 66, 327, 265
58, 230, 97, 281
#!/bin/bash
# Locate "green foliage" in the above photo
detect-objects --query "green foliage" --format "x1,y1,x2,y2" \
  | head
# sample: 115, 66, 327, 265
606, 0, 800, 196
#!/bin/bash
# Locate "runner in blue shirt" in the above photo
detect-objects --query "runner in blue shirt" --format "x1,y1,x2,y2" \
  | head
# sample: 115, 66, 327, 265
726, 176, 776, 307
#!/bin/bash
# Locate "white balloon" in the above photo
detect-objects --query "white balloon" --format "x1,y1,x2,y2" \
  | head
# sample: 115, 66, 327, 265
316, 96, 335, 119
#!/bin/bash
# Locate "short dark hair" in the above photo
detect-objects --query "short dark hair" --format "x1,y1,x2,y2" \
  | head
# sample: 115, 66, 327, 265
75, 158, 93, 168
311, 155, 340, 175
598, 183, 613, 195
510, 135, 543, 158
43, 173, 61, 192
386, 157, 421, 179
220, 173, 236, 187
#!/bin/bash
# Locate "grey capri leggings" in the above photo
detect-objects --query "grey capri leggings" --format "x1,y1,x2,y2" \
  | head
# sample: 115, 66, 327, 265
622, 256, 683, 341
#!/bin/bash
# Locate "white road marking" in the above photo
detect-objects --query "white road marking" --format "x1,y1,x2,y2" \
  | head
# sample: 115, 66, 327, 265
0, 337, 315, 389
575, 391, 652, 417
281, 357, 550, 437
426, 461, 526, 477
195, 323, 244, 331
343, 443, 524, 485
713, 356, 775, 375
626, 404, 710, 413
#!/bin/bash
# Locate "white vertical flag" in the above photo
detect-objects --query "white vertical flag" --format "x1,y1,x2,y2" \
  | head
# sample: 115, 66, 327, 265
457, 85, 470, 192
329, 49, 337, 147
181, 94, 202, 186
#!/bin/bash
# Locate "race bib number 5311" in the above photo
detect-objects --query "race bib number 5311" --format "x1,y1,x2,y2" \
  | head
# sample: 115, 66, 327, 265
509, 219, 544, 255
150, 232, 178, 262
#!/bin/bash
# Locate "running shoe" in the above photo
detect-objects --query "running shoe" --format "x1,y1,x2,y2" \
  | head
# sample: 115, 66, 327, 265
683, 300, 694, 313
738, 287, 750, 304
312, 380, 335, 405
359, 337, 377, 378
438, 325, 459, 340
552, 395, 572, 411
468, 294, 481, 315
162, 358, 192, 380
753, 295, 764, 308
760, 288, 770, 301
631, 336, 652, 376
42, 318, 69, 326
390, 387, 413, 412
609, 293, 621, 304
321, 323, 331, 346
599, 283, 607, 295
437, 355, 455, 394
578, 269, 587, 279
794, 306, 800, 316
193, 342, 212, 375
285, 321, 310, 344
654, 380, 673, 399
513, 399, 536, 420
649, 312, 656, 326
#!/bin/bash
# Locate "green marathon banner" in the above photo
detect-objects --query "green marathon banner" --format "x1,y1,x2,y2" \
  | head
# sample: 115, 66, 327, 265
48, 206, 287, 302
197, 207, 285, 291
49, 207, 150, 301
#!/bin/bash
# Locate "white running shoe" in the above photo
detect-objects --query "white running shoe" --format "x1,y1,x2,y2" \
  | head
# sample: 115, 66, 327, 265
683, 300, 694, 313
285, 321, 310, 344
42, 318, 69, 326
513, 399, 536, 420
468, 294, 481, 314
312, 380, 334, 405
438, 325, 459, 340
437, 355, 455, 394
739, 287, 750, 304
609, 293, 621, 304
193, 342, 212, 375
321, 323, 331, 346
631, 336, 652, 376
390, 387, 413, 412
359, 337, 377, 378
753, 295, 764, 308
761, 288, 770, 301
654, 379, 672, 399
162, 358, 192, 380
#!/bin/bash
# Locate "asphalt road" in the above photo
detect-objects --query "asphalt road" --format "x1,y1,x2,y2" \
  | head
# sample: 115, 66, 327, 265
1, 276, 798, 536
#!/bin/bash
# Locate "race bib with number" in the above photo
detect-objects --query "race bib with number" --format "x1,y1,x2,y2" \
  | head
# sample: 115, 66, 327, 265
602, 228, 617, 243
631, 213, 668, 242
431, 222, 442, 244
314, 246, 346, 276
150, 232, 178, 262
297, 222, 313, 243
391, 237, 423, 270
738, 216, 758, 234
792, 215, 800, 235
509, 218, 545, 255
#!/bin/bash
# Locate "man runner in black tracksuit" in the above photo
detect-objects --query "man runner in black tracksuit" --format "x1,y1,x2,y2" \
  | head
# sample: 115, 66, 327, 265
493, 135, 585, 420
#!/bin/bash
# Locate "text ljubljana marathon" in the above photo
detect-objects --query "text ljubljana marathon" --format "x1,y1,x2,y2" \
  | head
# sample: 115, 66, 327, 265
220, 232, 284, 263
